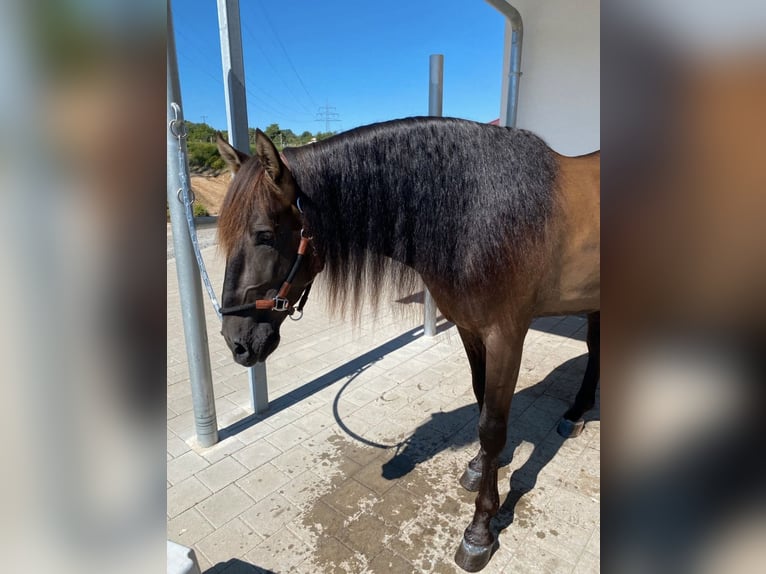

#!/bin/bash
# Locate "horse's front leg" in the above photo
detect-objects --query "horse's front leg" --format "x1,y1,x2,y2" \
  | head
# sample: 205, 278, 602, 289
455, 328, 525, 572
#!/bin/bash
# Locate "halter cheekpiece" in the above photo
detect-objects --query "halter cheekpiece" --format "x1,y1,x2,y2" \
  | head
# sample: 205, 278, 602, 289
219, 230, 313, 320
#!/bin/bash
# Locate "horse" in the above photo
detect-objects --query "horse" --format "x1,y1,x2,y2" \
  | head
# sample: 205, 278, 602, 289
215, 116, 600, 572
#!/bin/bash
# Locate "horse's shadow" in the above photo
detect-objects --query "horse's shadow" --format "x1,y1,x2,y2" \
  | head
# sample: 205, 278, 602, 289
378, 354, 599, 537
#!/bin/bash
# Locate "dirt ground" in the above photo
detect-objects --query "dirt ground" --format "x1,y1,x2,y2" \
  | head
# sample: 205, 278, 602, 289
190, 173, 230, 215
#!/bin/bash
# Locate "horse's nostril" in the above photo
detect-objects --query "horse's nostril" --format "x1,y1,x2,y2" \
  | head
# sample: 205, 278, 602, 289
233, 343, 247, 356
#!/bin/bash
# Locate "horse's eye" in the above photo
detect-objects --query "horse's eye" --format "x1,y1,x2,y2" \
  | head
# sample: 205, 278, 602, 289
255, 231, 275, 246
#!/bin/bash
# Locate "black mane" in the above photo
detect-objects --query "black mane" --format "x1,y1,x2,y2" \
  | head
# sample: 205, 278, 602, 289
283, 116, 557, 310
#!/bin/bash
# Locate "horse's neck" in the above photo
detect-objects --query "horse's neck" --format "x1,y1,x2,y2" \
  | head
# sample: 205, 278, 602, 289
304, 158, 418, 269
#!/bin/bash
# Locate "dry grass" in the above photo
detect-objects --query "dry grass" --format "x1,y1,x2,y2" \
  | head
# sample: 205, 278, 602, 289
190, 173, 230, 216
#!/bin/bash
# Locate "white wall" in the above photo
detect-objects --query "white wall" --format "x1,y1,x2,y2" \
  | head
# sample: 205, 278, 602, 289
502, 0, 600, 156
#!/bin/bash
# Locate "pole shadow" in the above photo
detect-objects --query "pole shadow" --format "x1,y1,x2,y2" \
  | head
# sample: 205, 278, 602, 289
218, 319, 453, 441
395, 290, 426, 305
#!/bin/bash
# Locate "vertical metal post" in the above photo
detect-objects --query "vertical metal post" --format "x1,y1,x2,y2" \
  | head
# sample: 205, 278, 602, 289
249, 363, 269, 414
429, 54, 444, 116
217, 0, 250, 153
217, 0, 269, 413
485, 1, 524, 127
168, 0, 218, 447
423, 54, 443, 337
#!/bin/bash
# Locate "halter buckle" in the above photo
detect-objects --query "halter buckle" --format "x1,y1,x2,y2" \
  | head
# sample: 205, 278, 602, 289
272, 297, 291, 312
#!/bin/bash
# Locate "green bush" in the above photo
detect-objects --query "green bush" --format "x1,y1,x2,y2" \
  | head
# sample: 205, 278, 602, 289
193, 203, 209, 217
187, 142, 225, 172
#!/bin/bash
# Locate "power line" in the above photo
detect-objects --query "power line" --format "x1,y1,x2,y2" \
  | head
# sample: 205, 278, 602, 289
240, 18, 315, 116
175, 18, 315, 131
315, 102, 341, 133
255, 0, 317, 108
175, 33, 311, 125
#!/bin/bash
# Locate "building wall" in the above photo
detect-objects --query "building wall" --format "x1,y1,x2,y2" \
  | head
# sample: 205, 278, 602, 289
507, 0, 599, 156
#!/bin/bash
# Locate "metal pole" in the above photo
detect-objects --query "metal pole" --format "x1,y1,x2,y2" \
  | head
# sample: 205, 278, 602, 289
423, 54, 443, 337
217, 0, 269, 412
429, 54, 444, 117
249, 364, 269, 414
217, 0, 250, 153
168, 0, 218, 447
485, 1, 523, 127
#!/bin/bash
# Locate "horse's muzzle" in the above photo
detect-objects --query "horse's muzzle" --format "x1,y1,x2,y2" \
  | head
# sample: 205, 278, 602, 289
223, 322, 280, 367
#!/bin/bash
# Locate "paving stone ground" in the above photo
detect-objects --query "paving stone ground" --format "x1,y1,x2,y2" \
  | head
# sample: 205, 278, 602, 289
168, 239, 600, 573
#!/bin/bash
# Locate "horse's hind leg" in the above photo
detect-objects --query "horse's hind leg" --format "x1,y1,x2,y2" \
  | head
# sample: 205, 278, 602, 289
455, 328, 525, 572
558, 311, 600, 438
457, 327, 486, 492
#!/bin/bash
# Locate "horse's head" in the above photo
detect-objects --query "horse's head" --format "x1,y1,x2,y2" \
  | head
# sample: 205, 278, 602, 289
216, 131, 318, 366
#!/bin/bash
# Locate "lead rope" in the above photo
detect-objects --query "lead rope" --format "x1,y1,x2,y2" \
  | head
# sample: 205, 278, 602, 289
169, 102, 223, 320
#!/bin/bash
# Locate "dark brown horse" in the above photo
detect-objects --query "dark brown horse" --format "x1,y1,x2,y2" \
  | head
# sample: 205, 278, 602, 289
216, 117, 600, 572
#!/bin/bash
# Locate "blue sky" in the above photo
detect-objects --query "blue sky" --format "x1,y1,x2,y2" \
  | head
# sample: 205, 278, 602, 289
171, 0, 507, 135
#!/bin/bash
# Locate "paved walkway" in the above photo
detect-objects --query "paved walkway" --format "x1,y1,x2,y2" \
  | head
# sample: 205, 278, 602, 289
167, 236, 600, 573
167, 220, 219, 260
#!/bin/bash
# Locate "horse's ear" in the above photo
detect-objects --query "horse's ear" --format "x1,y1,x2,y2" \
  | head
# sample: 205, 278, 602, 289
255, 130, 296, 207
254, 129, 283, 183
216, 132, 249, 174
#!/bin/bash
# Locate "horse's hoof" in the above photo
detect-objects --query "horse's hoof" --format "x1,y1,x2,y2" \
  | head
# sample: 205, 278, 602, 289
459, 465, 482, 492
454, 536, 496, 572
557, 417, 585, 438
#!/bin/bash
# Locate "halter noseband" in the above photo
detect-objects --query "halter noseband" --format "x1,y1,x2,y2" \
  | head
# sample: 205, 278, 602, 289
219, 229, 314, 319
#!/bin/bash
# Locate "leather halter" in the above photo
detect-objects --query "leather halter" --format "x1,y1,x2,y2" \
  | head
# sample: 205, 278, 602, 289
219, 231, 314, 318
220, 152, 315, 318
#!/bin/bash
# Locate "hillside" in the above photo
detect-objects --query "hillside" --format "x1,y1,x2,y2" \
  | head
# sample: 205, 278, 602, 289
190, 173, 229, 216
